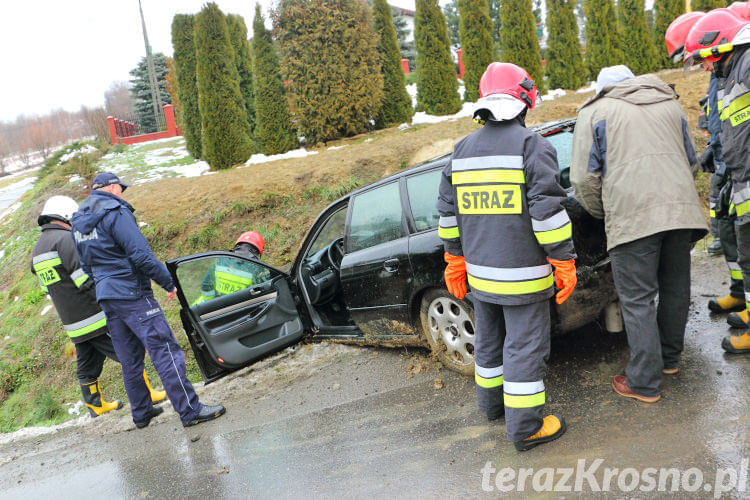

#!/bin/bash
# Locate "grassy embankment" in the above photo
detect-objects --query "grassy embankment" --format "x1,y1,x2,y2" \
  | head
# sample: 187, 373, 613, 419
0, 67, 712, 432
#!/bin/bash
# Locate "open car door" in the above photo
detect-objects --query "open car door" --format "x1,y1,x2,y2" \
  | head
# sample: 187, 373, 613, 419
166, 251, 306, 384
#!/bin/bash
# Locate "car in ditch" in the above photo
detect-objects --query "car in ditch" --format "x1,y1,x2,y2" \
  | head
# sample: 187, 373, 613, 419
166, 117, 621, 383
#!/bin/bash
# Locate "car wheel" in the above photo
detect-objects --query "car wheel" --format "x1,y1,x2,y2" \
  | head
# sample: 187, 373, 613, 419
419, 289, 475, 376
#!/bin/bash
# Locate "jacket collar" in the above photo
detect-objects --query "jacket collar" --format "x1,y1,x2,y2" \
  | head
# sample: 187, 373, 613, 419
41, 223, 70, 232
90, 189, 135, 213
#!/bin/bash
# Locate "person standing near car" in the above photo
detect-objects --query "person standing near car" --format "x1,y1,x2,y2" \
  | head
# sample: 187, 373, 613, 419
71, 172, 225, 429
32, 196, 167, 418
570, 66, 708, 402
684, 7, 750, 354
437, 62, 577, 452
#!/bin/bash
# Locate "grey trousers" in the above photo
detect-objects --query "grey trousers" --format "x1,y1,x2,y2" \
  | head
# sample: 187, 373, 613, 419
710, 171, 724, 237
473, 299, 551, 442
718, 217, 744, 298
609, 230, 692, 397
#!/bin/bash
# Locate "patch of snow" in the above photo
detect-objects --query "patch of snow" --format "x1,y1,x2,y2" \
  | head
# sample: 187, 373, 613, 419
541, 88, 567, 101
411, 102, 475, 125
242, 148, 319, 167
40, 305, 53, 316
576, 81, 597, 94
68, 175, 82, 183
13, 296, 18, 302
143, 146, 191, 167
132, 160, 211, 185
398, 123, 410, 130
132, 136, 186, 147
0, 202, 24, 222
4, 336, 9, 340
58, 145, 98, 165
364, 138, 373, 142
138, 221, 148, 227
0, 250, 4, 260
327, 145, 347, 150
66, 400, 84, 416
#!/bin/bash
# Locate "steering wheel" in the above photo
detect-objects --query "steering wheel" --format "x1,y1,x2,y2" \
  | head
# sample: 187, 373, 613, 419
327, 237, 345, 271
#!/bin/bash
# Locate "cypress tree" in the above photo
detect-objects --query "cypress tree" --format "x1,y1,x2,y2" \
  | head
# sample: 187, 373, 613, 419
499, 0, 546, 93
194, 2, 253, 170
373, 0, 414, 127
653, 0, 684, 68
458, 0, 494, 102
171, 14, 202, 159
584, 0, 623, 80
546, 0, 585, 89
692, 0, 724, 11
252, 5, 298, 154
227, 14, 256, 139
618, 0, 657, 75
274, 0, 384, 145
414, 0, 462, 115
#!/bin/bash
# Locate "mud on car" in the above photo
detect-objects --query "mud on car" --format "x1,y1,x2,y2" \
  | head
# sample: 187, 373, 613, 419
166, 118, 621, 382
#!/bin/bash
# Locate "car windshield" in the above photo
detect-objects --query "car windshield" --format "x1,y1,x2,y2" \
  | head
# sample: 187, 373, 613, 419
544, 129, 574, 189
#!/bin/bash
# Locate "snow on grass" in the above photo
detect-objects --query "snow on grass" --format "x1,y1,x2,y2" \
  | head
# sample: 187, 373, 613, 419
0, 201, 24, 222
241, 147, 319, 167
576, 81, 597, 94
0, 250, 4, 261
40, 305, 53, 316
541, 88, 567, 101
412, 101, 475, 125
58, 144, 98, 165
327, 145, 347, 150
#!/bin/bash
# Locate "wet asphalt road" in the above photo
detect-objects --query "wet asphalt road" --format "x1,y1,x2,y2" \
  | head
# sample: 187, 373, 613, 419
0, 252, 748, 498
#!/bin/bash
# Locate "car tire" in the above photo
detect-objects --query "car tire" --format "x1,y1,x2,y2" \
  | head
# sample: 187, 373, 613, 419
419, 288, 475, 376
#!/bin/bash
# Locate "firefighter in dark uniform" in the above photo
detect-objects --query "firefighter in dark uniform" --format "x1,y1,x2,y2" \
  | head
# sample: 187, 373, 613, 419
31, 196, 166, 418
685, 8, 750, 353
437, 63, 577, 451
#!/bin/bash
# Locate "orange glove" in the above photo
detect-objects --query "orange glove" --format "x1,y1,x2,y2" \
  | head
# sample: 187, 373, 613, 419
444, 252, 467, 300
547, 258, 577, 304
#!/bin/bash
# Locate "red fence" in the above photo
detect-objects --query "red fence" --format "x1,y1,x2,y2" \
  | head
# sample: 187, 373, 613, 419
107, 104, 181, 145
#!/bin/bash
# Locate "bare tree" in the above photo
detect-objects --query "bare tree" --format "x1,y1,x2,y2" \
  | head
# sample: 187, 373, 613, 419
80, 105, 110, 142
104, 81, 136, 118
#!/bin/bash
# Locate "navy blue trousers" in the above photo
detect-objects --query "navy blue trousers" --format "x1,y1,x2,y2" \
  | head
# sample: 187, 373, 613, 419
99, 295, 202, 425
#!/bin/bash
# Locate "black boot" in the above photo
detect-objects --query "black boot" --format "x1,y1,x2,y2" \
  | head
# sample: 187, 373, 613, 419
183, 404, 226, 427
134, 406, 164, 429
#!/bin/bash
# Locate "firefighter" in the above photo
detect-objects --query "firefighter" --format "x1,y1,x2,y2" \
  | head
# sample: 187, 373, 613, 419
31, 196, 166, 418
684, 8, 750, 353
437, 62, 577, 452
71, 173, 226, 428
195, 231, 268, 304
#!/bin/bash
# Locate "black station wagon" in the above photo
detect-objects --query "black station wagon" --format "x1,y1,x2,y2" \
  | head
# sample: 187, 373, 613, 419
166, 118, 621, 382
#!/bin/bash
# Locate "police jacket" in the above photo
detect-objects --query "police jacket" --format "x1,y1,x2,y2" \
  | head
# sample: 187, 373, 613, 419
570, 74, 708, 250
719, 46, 750, 221
71, 190, 174, 301
707, 73, 726, 174
31, 224, 107, 342
437, 115, 576, 306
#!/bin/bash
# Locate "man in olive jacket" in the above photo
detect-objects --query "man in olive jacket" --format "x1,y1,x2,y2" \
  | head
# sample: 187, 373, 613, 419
570, 66, 707, 403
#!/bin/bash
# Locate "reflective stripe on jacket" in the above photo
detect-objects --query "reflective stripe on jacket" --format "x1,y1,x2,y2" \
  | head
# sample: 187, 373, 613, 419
31, 224, 107, 343
437, 116, 576, 306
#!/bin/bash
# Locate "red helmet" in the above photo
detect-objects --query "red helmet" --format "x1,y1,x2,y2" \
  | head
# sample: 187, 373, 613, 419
728, 2, 750, 20
478, 62, 538, 110
684, 8, 749, 63
235, 231, 265, 255
665, 11, 705, 59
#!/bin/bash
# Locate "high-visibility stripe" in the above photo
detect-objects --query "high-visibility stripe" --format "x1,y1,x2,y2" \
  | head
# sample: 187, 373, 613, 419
439, 216, 457, 227
466, 262, 552, 281
535, 222, 572, 245
744, 291, 750, 304
215, 265, 255, 280
64, 311, 107, 338
438, 226, 460, 239
504, 380, 545, 408
452, 169, 525, 185
475, 364, 503, 379
736, 199, 750, 217
476, 373, 504, 388
33, 258, 62, 271
719, 91, 750, 121
32, 251, 60, 265
468, 274, 554, 295
33, 255, 62, 287
531, 210, 570, 232
452, 155, 523, 172
71, 268, 89, 288
730, 269, 744, 280
710, 209, 716, 218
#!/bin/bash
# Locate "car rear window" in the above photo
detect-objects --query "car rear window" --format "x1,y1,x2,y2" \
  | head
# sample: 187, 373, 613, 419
406, 169, 442, 232
348, 182, 403, 253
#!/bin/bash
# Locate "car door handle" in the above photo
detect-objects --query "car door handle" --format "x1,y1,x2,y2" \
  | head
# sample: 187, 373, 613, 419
383, 258, 399, 273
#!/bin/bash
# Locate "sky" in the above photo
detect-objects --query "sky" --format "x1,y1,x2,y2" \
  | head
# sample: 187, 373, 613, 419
0, 0, 429, 123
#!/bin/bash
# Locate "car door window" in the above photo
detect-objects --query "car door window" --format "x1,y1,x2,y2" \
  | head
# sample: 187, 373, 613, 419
406, 169, 442, 231
176, 255, 273, 306
544, 130, 574, 188
348, 182, 403, 253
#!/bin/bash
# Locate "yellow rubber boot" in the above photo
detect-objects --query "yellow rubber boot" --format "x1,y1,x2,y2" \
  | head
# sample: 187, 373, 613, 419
727, 309, 750, 328
80, 381, 123, 417
722, 333, 750, 353
143, 370, 167, 404
708, 295, 745, 313
514, 414, 567, 451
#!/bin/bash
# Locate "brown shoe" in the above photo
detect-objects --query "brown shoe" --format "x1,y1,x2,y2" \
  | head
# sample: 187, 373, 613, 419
612, 375, 660, 403
662, 367, 679, 375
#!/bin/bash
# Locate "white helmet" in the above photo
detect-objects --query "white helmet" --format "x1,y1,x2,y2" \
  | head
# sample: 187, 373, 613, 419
38, 196, 79, 226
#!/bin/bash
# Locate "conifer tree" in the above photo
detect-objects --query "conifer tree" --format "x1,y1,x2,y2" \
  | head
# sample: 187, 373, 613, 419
546, 0, 585, 89
129, 53, 171, 133
373, 0, 414, 126
252, 5, 298, 154
172, 14, 202, 159
392, 8, 416, 70
459, 0, 494, 102
618, 0, 657, 75
227, 14, 256, 138
584, 0, 623, 80
443, 1, 461, 49
414, 0, 462, 114
499, 0, 546, 93
275, 0, 383, 145
653, 0, 684, 68
692, 0, 724, 11
489, 0, 501, 55
194, 2, 253, 169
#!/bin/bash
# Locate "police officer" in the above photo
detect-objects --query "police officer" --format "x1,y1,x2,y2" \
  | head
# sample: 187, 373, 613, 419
684, 8, 750, 353
71, 173, 226, 428
437, 62, 577, 452
32, 196, 166, 417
